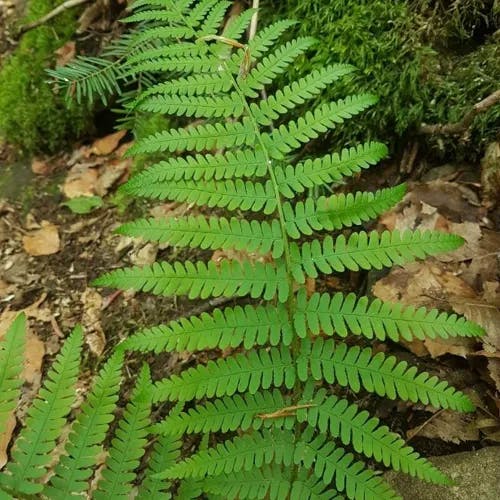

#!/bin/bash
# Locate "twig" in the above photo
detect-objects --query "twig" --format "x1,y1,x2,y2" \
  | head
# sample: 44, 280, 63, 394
406, 408, 445, 442
249, 0, 259, 41
419, 89, 500, 135
17, 0, 89, 36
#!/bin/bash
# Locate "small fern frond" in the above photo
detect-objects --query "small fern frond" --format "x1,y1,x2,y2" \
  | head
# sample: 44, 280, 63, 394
121, 303, 292, 353
201, 464, 294, 500
128, 118, 255, 154
297, 387, 450, 485
161, 428, 296, 480
94, 365, 152, 499
122, 150, 267, 186
153, 389, 292, 435
290, 469, 342, 500
94, 260, 289, 301
252, 64, 356, 125
276, 142, 389, 197
117, 216, 283, 257
126, 43, 208, 67
283, 185, 407, 238
136, 434, 182, 499
238, 37, 317, 96
0, 314, 25, 431
45, 352, 123, 499
0, 326, 83, 496
294, 290, 485, 341
298, 338, 474, 412
123, 54, 222, 77
121, 178, 277, 214
134, 25, 197, 44
290, 230, 464, 281
221, 8, 256, 41
263, 95, 379, 159
247, 20, 298, 58
198, 0, 232, 36
294, 428, 399, 500
153, 346, 295, 402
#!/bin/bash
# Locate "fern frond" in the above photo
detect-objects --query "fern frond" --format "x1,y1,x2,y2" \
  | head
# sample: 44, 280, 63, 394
137, 92, 244, 118
247, 20, 298, 60
290, 230, 464, 281
252, 64, 356, 125
0, 314, 25, 431
153, 346, 295, 402
134, 25, 197, 43
198, 0, 232, 36
128, 117, 255, 154
126, 43, 208, 67
263, 95, 378, 159
298, 338, 474, 412
124, 54, 222, 76
221, 8, 256, 41
238, 38, 317, 97
294, 428, 399, 500
0, 326, 83, 496
122, 150, 267, 186
117, 216, 283, 257
161, 428, 295, 479
294, 290, 485, 341
45, 352, 123, 499
283, 185, 407, 238
201, 464, 294, 499
186, 0, 222, 27
94, 259, 289, 301
121, 303, 292, 353
297, 387, 450, 485
154, 389, 292, 435
94, 365, 152, 499
276, 142, 389, 197
290, 469, 342, 500
136, 434, 182, 499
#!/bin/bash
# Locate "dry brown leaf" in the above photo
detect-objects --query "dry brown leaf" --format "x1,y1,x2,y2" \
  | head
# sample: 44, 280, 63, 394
0, 413, 16, 468
481, 141, 500, 209
22, 221, 60, 256
130, 243, 158, 266
31, 158, 52, 175
23, 329, 45, 384
94, 158, 130, 196
486, 359, 500, 392
407, 411, 479, 443
90, 130, 127, 156
55, 41, 76, 67
63, 165, 99, 199
211, 248, 272, 265
81, 288, 105, 356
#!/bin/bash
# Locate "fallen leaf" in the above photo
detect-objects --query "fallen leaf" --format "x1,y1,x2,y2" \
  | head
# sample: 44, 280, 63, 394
481, 141, 500, 209
0, 414, 16, 468
91, 130, 127, 156
62, 195, 103, 214
55, 41, 76, 67
31, 158, 52, 175
94, 158, 130, 196
130, 243, 158, 266
81, 288, 105, 356
63, 165, 99, 199
407, 411, 479, 443
22, 221, 60, 256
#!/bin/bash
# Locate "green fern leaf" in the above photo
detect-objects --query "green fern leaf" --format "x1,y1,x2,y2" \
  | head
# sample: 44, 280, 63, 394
263, 95, 378, 159
153, 389, 292, 435
94, 259, 289, 301
298, 338, 474, 412
126, 43, 208, 67
248, 20, 298, 59
294, 289, 485, 341
128, 118, 255, 154
153, 346, 295, 402
122, 150, 267, 187
161, 428, 296, 479
0, 314, 25, 432
117, 216, 283, 257
290, 230, 464, 281
124, 54, 223, 76
94, 365, 152, 499
283, 185, 407, 238
276, 141, 389, 197
290, 469, 342, 500
198, 0, 232, 36
252, 64, 356, 125
121, 303, 292, 353
297, 387, 450, 485
294, 427, 399, 500
0, 326, 83, 496
45, 352, 123, 499
136, 434, 181, 499
186, 0, 222, 27
221, 8, 256, 41
238, 37, 317, 96
134, 25, 197, 44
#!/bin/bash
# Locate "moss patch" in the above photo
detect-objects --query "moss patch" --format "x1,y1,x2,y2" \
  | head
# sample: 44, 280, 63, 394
0, 0, 93, 154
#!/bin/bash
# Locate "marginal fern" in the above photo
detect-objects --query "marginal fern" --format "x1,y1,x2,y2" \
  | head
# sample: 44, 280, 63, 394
48, 1, 488, 499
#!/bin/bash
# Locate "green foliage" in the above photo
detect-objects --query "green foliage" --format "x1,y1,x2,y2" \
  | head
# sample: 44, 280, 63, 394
92, 2, 485, 498
62, 195, 103, 214
0, 0, 92, 153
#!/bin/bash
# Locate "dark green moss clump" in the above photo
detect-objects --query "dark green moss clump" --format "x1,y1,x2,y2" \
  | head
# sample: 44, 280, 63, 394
0, 0, 92, 154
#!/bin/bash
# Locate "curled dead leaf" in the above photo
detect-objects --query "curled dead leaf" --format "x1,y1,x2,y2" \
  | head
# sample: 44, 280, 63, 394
91, 130, 127, 156
22, 221, 60, 256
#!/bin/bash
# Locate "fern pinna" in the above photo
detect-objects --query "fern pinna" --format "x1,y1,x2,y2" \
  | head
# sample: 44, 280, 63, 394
90, 1, 485, 499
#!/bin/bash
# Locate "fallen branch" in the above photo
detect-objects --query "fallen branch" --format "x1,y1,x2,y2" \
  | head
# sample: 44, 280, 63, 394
17, 0, 89, 36
419, 89, 500, 135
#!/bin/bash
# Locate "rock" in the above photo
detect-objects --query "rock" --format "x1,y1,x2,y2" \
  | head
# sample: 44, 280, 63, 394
385, 446, 500, 499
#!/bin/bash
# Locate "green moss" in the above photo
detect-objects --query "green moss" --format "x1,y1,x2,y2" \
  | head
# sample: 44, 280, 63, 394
0, 0, 92, 154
